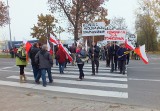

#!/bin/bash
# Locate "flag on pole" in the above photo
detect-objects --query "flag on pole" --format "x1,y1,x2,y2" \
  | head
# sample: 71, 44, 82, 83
50, 34, 58, 45
85, 39, 88, 51
125, 39, 135, 50
47, 39, 53, 55
25, 41, 32, 61
49, 33, 73, 62
134, 45, 149, 64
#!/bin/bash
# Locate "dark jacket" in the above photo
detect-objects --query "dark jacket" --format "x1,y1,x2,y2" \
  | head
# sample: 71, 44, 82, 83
117, 47, 127, 61
109, 45, 119, 57
88, 45, 100, 59
105, 46, 110, 58
29, 46, 40, 66
69, 46, 76, 53
35, 49, 53, 69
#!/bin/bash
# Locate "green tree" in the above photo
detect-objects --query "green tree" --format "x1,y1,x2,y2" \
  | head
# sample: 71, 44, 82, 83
31, 14, 57, 43
135, 14, 158, 51
0, 1, 9, 27
48, 0, 109, 42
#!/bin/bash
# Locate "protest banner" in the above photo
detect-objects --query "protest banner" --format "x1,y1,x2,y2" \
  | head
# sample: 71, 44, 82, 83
82, 22, 105, 36
104, 30, 126, 41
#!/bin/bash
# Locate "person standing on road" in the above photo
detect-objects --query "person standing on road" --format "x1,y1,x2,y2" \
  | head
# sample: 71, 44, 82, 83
35, 44, 53, 87
16, 43, 27, 83
76, 44, 86, 81
69, 43, 76, 66
110, 41, 119, 73
105, 43, 111, 67
117, 43, 127, 74
56, 46, 66, 74
89, 42, 100, 75
29, 42, 40, 81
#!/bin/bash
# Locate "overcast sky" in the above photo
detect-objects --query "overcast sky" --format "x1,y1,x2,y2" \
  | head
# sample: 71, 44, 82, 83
0, 0, 138, 41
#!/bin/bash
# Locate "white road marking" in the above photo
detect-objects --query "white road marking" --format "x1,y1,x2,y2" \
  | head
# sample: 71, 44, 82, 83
0, 80, 128, 98
7, 76, 128, 88
129, 78, 160, 82
51, 70, 127, 77
55, 66, 111, 70
25, 72, 127, 82
1, 66, 15, 70
0, 69, 127, 77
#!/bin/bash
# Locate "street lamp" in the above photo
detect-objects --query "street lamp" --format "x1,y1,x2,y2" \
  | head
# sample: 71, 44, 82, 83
7, 0, 12, 48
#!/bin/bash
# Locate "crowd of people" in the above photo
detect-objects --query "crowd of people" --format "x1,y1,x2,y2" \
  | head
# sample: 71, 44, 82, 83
15, 41, 136, 87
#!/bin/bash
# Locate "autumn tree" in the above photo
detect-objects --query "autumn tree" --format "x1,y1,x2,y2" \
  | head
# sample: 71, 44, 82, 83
31, 14, 57, 43
0, 1, 9, 27
48, 0, 109, 42
135, 0, 159, 51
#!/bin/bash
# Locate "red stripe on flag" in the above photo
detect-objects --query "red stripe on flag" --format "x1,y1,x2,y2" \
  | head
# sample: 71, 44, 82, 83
134, 45, 148, 64
25, 42, 32, 61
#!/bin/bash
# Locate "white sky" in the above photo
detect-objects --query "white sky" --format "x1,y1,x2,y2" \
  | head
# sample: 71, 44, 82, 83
0, 0, 138, 41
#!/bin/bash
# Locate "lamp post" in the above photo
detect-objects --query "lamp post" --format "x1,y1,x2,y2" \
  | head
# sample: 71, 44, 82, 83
7, 0, 12, 48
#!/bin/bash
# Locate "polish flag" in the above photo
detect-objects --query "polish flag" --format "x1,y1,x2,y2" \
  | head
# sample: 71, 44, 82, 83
125, 39, 135, 50
59, 44, 73, 62
47, 39, 53, 55
23, 39, 32, 61
50, 34, 58, 45
134, 45, 149, 64
49, 33, 73, 62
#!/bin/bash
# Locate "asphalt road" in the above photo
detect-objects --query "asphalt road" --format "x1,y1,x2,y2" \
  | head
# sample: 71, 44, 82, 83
0, 54, 160, 109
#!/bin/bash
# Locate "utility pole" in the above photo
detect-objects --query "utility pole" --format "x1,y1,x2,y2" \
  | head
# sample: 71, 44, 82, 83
7, 0, 12, 48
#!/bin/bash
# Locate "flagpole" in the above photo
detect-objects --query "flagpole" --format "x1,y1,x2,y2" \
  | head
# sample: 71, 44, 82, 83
7, 0, 12, 48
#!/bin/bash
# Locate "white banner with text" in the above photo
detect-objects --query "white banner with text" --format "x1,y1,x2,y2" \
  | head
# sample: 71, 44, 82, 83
104, 30, 126, 41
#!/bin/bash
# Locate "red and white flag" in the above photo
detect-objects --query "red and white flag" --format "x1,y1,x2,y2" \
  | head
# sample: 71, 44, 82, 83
134, 45, 149, 64
47, 39, 53, 55
125, 39, 135, 50
23, 39, 32, 61
50, 34, 58, 45
49, 33, 73, 62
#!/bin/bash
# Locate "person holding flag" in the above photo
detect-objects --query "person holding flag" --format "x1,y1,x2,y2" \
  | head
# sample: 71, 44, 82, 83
56, 45, 67, 74
15, 43, 27, 83
116, 43, 127, 74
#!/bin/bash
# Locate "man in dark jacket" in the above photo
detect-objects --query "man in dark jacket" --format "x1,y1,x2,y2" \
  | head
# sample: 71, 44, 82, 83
89, 42, 100, 75
117, 43, 127, 74
35, 44, 53, 87
110, 41, 119, 73
105, 43, 111, 67
29, 42, 40, 80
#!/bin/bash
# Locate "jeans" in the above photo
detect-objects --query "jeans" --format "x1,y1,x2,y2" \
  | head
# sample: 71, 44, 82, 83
36, 68, 53, 86
32, 65, 39, 80
77, 63, 84, 79
56, 59, 59, 66
59, 62, 65, 73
